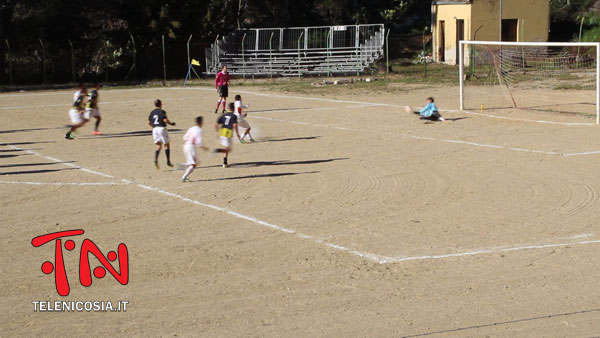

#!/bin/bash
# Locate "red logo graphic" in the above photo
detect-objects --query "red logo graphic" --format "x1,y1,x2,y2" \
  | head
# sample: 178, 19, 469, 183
32, 230, 129, 296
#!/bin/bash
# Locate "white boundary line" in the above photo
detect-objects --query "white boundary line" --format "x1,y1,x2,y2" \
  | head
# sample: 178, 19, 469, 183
250, 115, 571, 156
5, 142, 600, 264
461, 110, 595, 126
180, 87, 596, 127
0, 180, 123, 186
1, 85, 595, 126
0, 97, 189, 111
0, 87, 170, 98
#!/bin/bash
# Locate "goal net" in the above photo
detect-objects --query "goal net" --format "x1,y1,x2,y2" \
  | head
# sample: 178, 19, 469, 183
459, 41, 600, 124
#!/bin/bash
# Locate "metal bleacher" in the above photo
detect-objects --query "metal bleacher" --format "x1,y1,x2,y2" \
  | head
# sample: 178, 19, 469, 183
205, 24, 385, 77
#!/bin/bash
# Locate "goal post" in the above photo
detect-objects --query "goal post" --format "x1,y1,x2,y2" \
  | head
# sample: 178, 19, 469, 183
459, 41, 600, 124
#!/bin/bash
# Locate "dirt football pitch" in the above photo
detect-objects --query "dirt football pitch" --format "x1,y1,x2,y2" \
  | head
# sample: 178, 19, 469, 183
2, 83, 600, 337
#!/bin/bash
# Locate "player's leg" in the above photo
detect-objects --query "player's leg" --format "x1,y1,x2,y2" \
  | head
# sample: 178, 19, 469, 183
431, 111, 445, 122
238, 120, 252, 142
246, 127, 255, 142
221, 87, 228, 114
223, 148, 230, 167
182, 145, 196, 182
154, 142, 163, 169
215, 97, 222, 114
220, 135, 232, 167
165, 143, 173, 167
93, 110, 102, 134
66, 109, 86, 139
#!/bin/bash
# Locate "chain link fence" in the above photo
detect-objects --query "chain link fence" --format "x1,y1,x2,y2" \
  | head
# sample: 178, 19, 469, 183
1, 35, 211, 86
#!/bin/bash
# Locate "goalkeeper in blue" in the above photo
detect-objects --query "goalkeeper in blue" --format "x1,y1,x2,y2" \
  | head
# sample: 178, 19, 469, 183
405, 97, 446, 122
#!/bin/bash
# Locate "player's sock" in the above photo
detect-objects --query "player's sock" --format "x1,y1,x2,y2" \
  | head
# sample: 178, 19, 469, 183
94, 120, 100, 131
165, 149, 171, 164
223, 156, 228, 165
182, 166, 194, 180
154, 150, 160, 163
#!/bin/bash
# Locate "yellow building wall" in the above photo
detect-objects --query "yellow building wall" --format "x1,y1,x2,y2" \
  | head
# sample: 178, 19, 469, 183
471, 0, 549, 42
432, 4, 471, 65
433, 0, 550, 65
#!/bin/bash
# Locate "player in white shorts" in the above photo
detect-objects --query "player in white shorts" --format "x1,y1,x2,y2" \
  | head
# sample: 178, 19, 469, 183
233, 94, 255, 143
84, 83, 102, 135
148, 99, 176, 169
181, 116, 209, 182
213, 103, 240, 168
65, 85, 88, 140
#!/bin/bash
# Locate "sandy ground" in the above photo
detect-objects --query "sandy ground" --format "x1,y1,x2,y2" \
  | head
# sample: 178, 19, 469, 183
1, 84, 600, 338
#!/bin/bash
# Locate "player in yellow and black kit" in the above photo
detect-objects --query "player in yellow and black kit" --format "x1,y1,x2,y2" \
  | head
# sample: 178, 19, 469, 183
212, 103, 241, 167
65, 85, 88, 140
85, 83, 102, 135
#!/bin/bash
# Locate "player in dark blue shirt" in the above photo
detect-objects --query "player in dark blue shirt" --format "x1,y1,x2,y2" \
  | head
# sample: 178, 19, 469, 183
213, 102, 240, 167
148, 99, 176, 169
85, 83, 102, 134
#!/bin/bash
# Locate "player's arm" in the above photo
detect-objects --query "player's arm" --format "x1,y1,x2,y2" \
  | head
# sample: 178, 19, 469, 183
215, 73, 220, 90
163, 118, 176, 126
199, 141, 209, 152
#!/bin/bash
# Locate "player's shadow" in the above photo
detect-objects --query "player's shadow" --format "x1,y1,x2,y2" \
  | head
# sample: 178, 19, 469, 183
79, 129, 183, 139
0, 168, 76, 175
0, 153, 32, 159
199, 158, 347, 169
0, 149, 36, 153
266, 136, 320, 142
0, 127, 63, 134
0, 141, 55, 146
445, 117, 470, 122
0, 162, 74, 169
422, 117, 470, 124
195, 171, 319, 182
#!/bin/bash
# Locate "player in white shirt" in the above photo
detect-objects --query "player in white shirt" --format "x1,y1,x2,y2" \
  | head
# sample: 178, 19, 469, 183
181, 116, 209, 182
65, 85, 88, 140
234, 95, 255, 143
73, 83, 85, 102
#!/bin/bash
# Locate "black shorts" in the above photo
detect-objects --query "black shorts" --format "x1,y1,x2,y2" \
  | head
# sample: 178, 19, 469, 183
420, 111, 442, 121
218, 85, 228, 98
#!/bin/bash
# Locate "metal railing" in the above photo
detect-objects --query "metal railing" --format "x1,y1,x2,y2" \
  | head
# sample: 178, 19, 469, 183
206, 24, 385, 77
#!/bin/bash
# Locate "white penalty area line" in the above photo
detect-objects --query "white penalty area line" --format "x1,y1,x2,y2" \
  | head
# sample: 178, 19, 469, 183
179, 87, 594, 127
0, 97, 190, 111
0, 180, 124, 186
250, 115, 597, 157
6, 142, 600, 265
0, 86, 173, 98
461, 110, 595, 126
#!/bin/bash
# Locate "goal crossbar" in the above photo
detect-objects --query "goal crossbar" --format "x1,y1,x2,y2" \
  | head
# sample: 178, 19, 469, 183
459, 40, 600, 124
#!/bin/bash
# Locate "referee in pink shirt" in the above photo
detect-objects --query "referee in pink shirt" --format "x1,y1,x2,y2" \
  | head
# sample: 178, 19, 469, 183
214, 65, 230, 114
